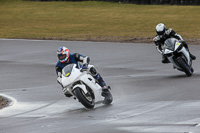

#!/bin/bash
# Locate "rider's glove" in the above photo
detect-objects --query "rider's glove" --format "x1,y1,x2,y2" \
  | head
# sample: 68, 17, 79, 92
57, 72, 62, 84
81, 64, 88, 71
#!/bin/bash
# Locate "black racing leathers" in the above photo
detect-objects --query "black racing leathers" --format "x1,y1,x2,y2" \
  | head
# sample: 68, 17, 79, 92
153, 28, 196, 62
153, 28, 183, 54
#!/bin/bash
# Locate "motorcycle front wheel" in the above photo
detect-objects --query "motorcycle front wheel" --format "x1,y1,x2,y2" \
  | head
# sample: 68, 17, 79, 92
74, 87, 95, 109
176, 57, 193, 77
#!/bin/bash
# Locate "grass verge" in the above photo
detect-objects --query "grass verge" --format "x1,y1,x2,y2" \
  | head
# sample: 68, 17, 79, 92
0, 0, 200, 43
0, 96, 9, 109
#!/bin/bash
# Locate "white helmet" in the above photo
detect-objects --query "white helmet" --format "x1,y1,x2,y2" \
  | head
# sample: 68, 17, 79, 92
57, 46, 70, 63
156, 23, 166, 36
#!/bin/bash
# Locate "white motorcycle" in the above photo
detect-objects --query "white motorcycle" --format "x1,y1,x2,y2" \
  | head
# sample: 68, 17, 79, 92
61, 64, 113, 109
163, 38, 194, 76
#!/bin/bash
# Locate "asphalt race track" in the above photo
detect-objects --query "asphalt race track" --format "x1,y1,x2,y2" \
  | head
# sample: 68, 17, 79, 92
0, 39, 200, 133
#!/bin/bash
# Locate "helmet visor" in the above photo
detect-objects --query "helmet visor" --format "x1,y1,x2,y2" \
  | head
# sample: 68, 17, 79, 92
157, 30, 165, 35
58, 54, 66, 61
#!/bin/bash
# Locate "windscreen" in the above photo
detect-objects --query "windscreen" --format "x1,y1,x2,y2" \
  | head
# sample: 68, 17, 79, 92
164, 38, 177, 51
62, 64, 75, 77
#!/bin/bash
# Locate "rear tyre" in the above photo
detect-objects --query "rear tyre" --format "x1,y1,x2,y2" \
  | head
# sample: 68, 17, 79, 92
176, 57, 193, 77
74, 87, 95, 109
102, 90, 113, 105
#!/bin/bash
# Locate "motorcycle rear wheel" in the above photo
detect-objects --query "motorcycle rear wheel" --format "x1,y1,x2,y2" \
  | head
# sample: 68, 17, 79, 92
74, 87, 95, 109
102, 90, 113, 105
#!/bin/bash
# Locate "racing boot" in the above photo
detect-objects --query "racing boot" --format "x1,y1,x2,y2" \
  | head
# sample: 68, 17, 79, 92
189, 52, 196, 60
101, 86, 111, 97
62, 87, 72, 97
64, 91, 72, 97
162, 55, 170, 64
94, 73, 110, 97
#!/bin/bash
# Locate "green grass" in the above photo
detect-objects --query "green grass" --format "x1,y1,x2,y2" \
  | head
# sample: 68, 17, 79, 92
0, 0, 200, 42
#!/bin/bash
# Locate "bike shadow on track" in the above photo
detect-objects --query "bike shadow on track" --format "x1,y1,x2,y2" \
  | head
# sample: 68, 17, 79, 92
66, 103, 114, 114
164, 73, 200, 79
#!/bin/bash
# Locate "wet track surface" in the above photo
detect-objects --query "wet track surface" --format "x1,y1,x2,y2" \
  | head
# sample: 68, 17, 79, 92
0, 39, 200, 133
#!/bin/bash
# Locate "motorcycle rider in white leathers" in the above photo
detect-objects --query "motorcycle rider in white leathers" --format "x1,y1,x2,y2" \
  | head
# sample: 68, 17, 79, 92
55, 46, 109, 97
153, 23, 196, 63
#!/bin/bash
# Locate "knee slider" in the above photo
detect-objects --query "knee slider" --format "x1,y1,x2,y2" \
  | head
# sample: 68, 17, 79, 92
89, 67, 97, 76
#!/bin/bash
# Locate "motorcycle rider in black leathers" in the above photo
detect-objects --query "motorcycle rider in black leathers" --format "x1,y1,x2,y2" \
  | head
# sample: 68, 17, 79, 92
153, 23, 196, 63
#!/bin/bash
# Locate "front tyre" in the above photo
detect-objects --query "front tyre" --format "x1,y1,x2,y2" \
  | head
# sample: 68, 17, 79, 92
74, 87, 95, 109
176, 57, 193, 77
